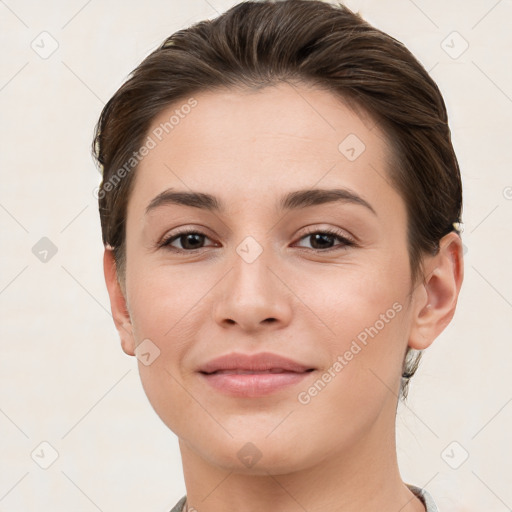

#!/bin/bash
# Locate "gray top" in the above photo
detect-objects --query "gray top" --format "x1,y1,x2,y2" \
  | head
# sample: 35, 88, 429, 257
170, 496, 186, 512
408, 484, 439, 512
169, 485, 438, 511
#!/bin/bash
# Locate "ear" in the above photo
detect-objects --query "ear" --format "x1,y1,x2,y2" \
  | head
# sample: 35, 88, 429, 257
408, 232, 464, 350
103, 248, 136, 356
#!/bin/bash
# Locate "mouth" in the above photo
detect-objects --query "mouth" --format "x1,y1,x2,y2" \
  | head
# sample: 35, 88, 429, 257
198, 351, 314, 373
198, 352, 315, 397
204, 368, 313, 375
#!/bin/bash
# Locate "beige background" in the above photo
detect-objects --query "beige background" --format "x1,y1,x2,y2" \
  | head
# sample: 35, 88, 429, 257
1, 0, 511, 510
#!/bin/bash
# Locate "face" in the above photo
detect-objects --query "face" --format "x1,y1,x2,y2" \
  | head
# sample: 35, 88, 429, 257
113, 82, 426, 474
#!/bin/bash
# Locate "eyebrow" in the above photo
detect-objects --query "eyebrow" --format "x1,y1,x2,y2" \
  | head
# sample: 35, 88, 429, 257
145, 187, 377, 216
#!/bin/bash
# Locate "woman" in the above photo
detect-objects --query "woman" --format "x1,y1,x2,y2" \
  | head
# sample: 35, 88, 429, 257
93, 1, 464, 510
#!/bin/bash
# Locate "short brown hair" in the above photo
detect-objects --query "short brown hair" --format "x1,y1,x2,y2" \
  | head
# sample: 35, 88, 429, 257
92, 0, 463, 399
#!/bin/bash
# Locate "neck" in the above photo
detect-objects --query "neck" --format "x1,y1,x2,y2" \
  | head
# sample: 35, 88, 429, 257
178, 409, 425, 512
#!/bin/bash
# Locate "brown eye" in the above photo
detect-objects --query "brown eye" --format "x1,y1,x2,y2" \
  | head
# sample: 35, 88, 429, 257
160, 231, 215, 251
308, 233, 336, 250
295, 229, 355, 252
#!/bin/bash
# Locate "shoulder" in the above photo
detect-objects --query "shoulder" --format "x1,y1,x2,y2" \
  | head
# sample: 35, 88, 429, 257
169, 495, 187, 512
407, 484, 439, 512
170, 490, 438, 512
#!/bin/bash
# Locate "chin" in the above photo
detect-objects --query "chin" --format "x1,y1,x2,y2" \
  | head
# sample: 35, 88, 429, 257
183, 428, 326, 476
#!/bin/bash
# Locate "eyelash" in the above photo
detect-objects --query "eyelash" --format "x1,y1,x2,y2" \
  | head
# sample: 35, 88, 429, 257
158, 227, 356, 254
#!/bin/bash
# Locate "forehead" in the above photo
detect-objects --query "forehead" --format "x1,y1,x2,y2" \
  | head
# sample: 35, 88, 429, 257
129, 82, 401, 220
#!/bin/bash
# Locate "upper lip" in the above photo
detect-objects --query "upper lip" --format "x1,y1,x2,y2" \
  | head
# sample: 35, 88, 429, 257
198, 352, 314, 374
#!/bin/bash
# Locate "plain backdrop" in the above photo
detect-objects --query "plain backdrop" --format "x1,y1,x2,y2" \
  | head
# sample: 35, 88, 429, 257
1, 0, 511, 510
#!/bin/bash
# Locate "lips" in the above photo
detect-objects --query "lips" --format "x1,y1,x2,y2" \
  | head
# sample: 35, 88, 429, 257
212, 368, 294, 375
198, 352, 314, 374
198, 352, 314, 397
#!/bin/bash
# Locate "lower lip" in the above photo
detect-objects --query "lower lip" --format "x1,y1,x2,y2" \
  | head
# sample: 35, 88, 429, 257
199, 372, 311, 397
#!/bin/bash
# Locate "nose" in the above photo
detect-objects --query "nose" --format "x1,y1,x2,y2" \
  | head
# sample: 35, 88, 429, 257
213, 240, 293, 333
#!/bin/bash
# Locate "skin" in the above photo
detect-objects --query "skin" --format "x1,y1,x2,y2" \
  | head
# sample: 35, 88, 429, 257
104, 81, 464, 512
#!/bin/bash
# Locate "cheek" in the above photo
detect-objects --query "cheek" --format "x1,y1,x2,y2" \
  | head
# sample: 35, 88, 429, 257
296, 287, 408, 444
307, 259, 411, 388
126, 266, 204, 434
126, 259, 207, 340
300, 256, 407, 337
